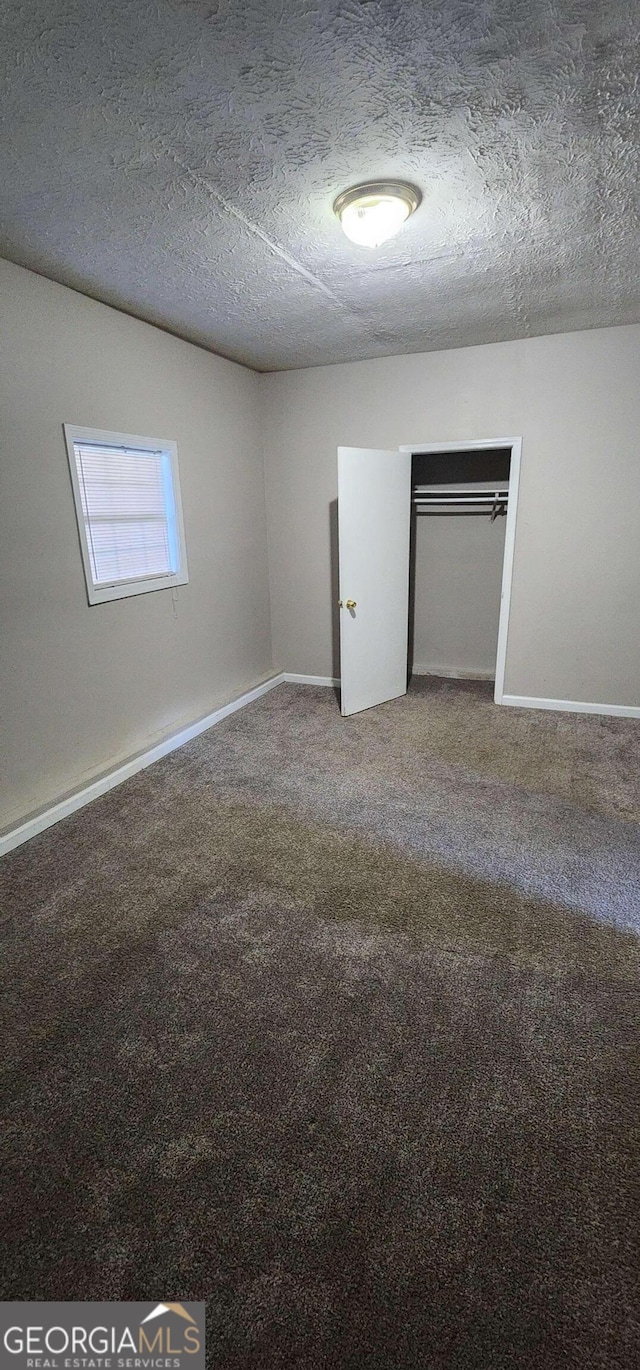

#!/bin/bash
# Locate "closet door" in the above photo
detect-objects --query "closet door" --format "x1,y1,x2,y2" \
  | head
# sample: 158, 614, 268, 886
338, 446, 411, 717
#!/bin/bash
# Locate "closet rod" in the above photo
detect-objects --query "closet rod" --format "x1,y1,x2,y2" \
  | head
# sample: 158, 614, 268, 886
412, 495, 509, 505
413, 506, 509, 512
411, 490, 509, 495
413, 496, 508, 519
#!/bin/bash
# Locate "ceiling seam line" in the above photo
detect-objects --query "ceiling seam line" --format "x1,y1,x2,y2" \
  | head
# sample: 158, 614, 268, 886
171, 157, 343, 305
166, 152, 405, 348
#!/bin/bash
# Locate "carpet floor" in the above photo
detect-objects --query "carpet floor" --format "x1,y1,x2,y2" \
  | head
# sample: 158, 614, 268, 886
1, 677, 639, 1368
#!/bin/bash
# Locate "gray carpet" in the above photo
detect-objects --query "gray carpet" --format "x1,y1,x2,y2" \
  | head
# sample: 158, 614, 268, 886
1, 677, 639, 1368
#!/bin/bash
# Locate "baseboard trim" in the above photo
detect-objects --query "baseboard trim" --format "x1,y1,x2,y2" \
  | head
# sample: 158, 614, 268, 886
283, 673, 340, 687
11, 674, 634, 856
0, 672, 285, 858
411, 665, 496, 682
501, 694, 640, 719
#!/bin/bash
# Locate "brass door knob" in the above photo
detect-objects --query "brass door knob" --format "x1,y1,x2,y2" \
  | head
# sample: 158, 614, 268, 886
340, 598, 357, 609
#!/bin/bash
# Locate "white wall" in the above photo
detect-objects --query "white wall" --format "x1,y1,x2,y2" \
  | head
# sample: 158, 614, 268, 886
412, 514, 506, 677
0, 260, 272, 830
261, 324, 640, 707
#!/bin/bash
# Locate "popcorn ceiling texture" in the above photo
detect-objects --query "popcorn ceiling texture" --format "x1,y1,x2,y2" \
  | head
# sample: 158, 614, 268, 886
1, 0, 638, 370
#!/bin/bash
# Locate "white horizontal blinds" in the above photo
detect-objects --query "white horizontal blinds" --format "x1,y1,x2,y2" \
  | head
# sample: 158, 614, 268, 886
73, 443, 176, 587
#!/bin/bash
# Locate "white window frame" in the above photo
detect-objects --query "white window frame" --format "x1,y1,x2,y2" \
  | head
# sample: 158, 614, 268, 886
63, 424, 189, 605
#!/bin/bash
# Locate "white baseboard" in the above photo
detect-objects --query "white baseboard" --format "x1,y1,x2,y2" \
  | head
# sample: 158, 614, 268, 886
411, 665, 496, 682
0, 672, 285, 858
283, 673, 340, 687
501, 694, 640, 719
8, 672, 634, 858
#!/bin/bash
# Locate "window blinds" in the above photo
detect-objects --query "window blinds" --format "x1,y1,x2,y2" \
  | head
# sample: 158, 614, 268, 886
73, 442, 177, 587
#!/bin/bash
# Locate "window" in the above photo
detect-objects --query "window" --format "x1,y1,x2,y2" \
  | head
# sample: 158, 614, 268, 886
63, 425, 188, 604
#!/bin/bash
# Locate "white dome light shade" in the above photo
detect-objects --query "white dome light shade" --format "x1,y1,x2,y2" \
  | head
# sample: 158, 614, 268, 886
340, 195, 409, 247
334, 181, 421, 249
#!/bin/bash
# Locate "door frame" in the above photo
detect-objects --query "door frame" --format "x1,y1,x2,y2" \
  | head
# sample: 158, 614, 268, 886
399, 436, 523, 705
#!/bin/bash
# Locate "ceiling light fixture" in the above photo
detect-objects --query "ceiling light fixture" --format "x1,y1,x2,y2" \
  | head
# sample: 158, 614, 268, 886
333, 180, 422, 248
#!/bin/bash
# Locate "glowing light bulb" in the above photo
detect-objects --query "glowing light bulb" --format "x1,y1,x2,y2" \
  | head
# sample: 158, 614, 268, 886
334, 181, 421, 249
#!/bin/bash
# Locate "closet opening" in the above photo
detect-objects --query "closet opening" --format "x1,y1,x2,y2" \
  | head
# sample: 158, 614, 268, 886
402, 438, 521, 704
336, 437, 521, 716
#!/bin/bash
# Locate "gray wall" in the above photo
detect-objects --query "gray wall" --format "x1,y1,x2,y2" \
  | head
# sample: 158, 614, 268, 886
412, 514, 506, 677
0, 260, 272, 830
261, 324, 640, 706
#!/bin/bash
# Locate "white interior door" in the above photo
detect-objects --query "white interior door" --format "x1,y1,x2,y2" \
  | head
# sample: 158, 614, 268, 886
338, 446, 411, 717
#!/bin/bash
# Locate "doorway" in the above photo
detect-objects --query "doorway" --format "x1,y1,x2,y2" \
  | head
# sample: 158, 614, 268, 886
337, 438, 522, 716
403, 438, 522, 704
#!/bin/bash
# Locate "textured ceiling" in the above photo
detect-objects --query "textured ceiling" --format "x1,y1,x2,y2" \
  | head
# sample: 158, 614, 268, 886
1, 0, 639, 370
